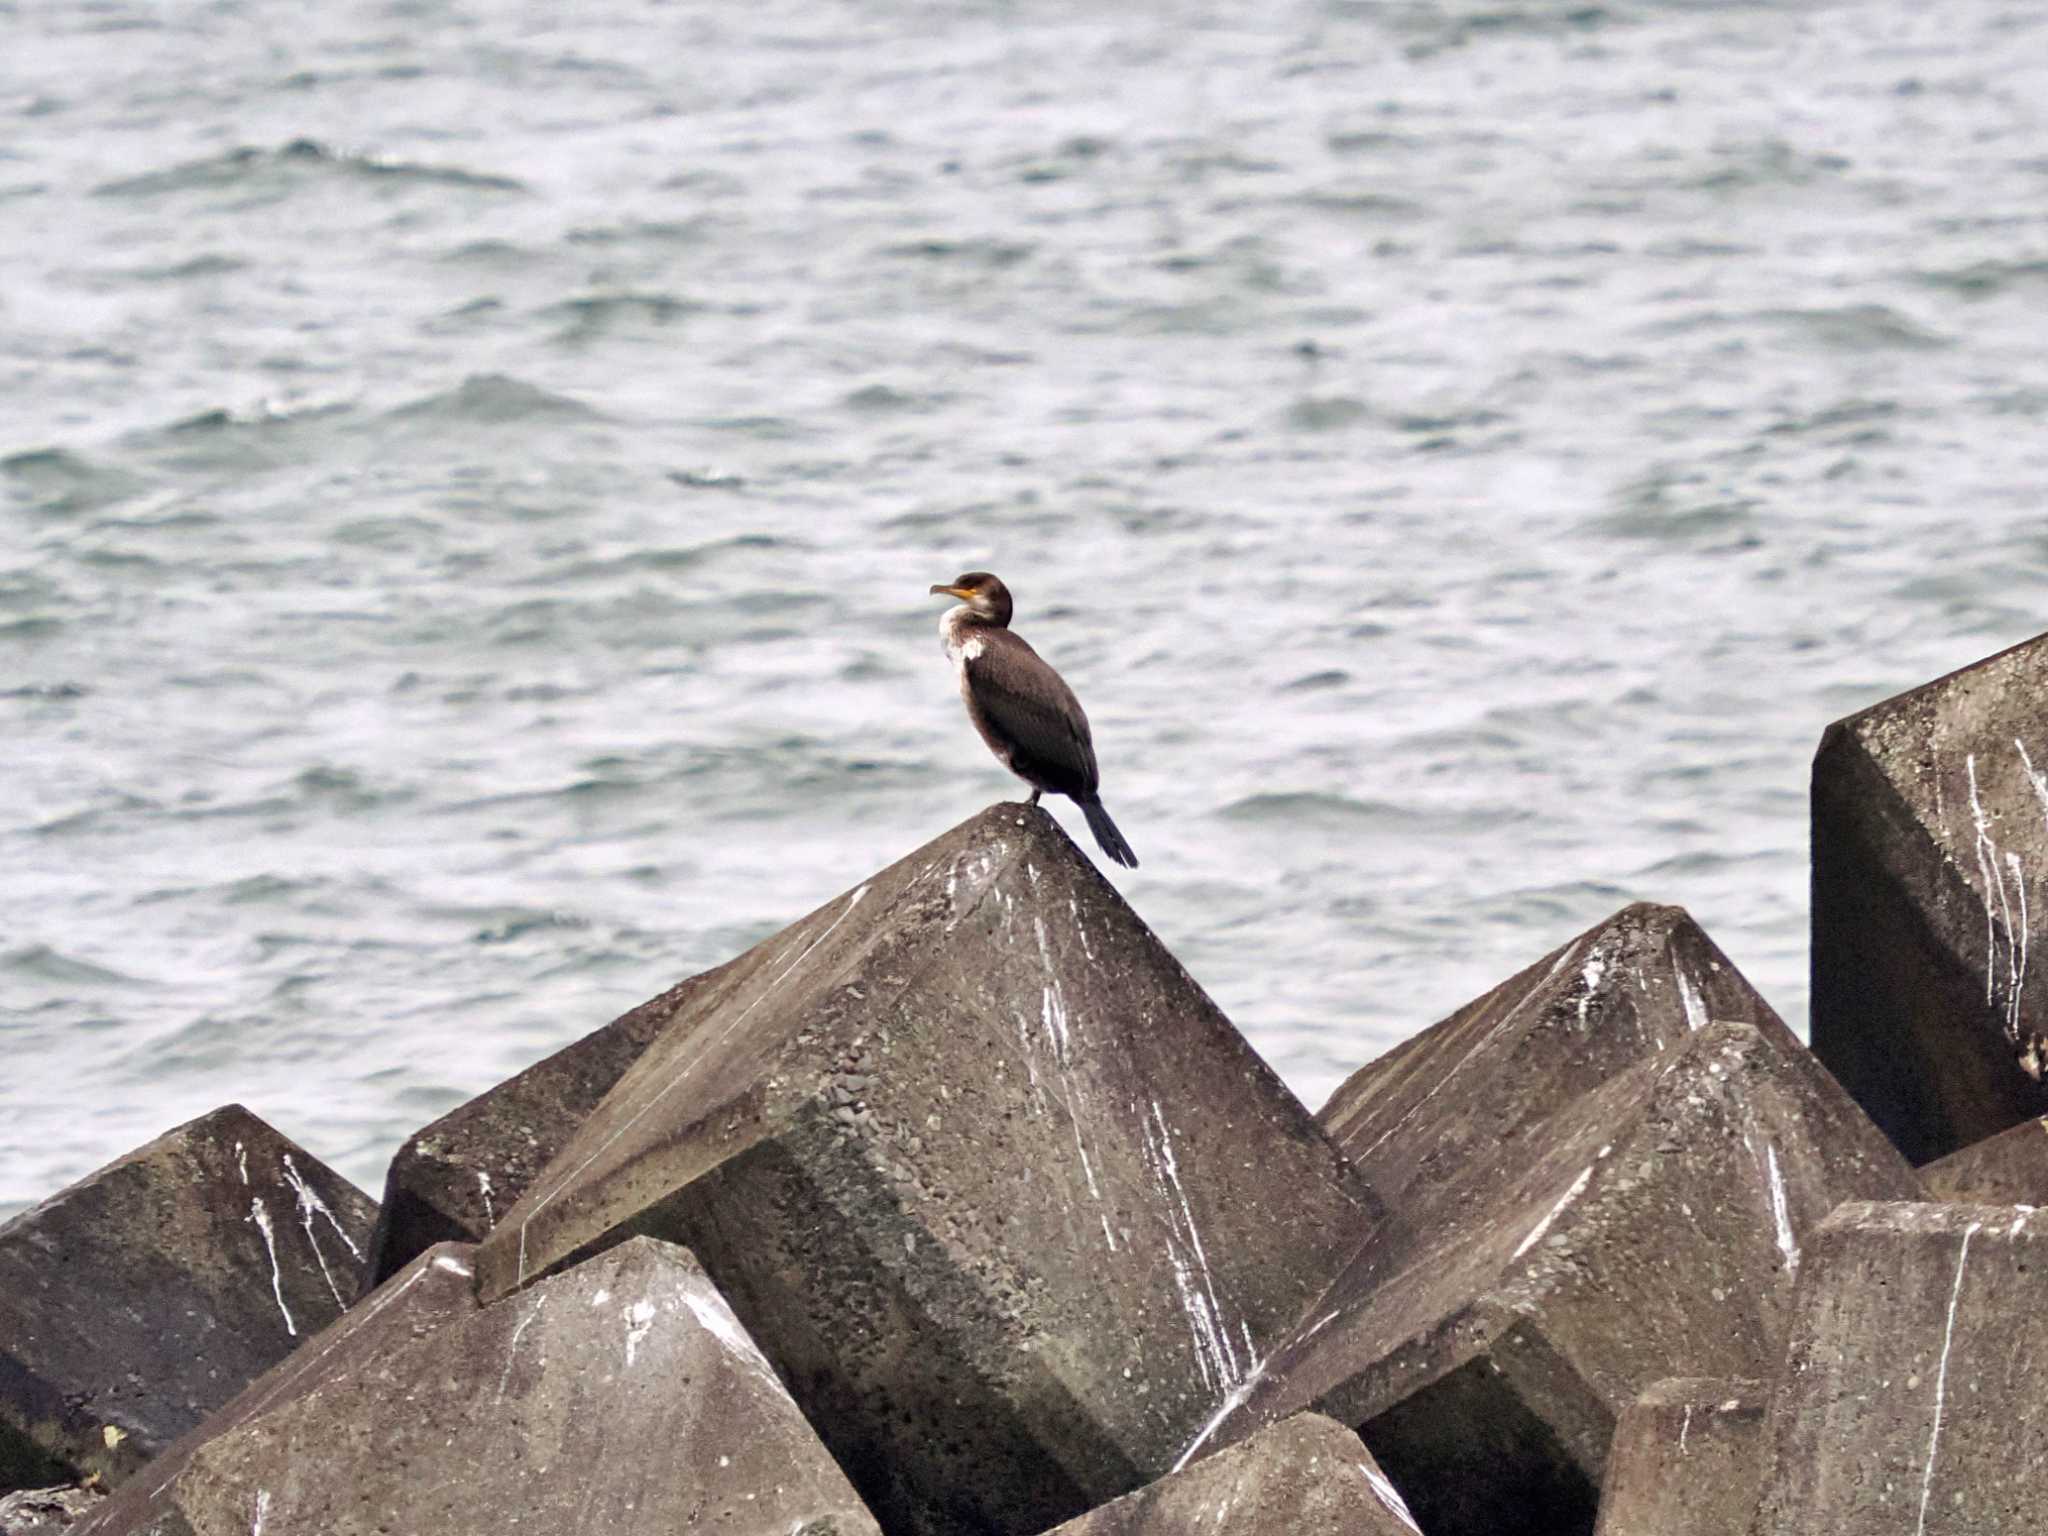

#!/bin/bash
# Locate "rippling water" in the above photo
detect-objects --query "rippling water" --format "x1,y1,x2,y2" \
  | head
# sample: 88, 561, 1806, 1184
5, 0, 2048, 1218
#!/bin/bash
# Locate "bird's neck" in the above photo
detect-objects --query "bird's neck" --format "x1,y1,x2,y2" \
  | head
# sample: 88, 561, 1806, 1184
943, 605, 1005, 636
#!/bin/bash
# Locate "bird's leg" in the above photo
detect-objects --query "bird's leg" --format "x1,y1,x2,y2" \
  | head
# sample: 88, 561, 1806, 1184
1028, 788, 1042, 807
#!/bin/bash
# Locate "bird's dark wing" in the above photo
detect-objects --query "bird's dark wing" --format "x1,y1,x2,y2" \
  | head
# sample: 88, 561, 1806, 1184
965, 631, 1100, 799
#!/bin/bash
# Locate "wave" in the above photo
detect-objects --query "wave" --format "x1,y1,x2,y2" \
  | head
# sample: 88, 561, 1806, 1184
1, 447, 148, 517
1763, 303, 1950, 352
517, 533, 796, 586
843, 383, 946, 415
116, 399, 357, 475
2, 945, 146, 989
879, 237, 1034, 268
1913, 258, 2048, 300
414, 905, 591, 945
94, 138, 528, 200
541, 292, 706, 342
1218, 791, 1419, 828
383, 373, 603, 425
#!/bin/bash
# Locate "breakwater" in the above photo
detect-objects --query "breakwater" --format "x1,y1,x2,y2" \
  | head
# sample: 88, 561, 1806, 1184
7, 631, 2048, 1535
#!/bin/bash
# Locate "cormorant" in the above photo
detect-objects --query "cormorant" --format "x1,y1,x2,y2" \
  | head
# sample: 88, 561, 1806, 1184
929, 571, 1139, 869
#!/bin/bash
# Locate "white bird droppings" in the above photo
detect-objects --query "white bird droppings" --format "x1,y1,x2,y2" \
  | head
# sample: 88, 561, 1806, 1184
246, 1198, 295, 1337
624, 1298, 657, 1367
1913, 1220, 1981, 1536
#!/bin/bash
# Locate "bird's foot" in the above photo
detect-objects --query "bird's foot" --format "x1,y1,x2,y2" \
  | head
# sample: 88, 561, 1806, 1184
1027, 789, 1042, 807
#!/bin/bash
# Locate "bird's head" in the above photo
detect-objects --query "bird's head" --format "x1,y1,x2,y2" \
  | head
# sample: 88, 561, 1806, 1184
929, 571, 1013, 627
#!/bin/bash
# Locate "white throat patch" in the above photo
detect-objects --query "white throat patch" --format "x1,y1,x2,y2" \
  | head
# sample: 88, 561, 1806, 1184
940, 606, 986, 666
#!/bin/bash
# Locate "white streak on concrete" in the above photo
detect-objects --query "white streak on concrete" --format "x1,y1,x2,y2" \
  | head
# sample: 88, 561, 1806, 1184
1967, 755, 2022, 1039
247, 1199, 296, 1337
280, 1155, 353, 1308
623, 1298, 656, 1367
1017, 1010, 1042, 1093
1170, 1362, 1265, 1473
1969, 753, 1999, 1006
2009, 851, 2030, 1043
282, 1154, 363, 1258
1547, 936, 1586, 979
1022, 912, 1110, 1243
590, 1288, 612, 1307
235, 1141, 249, 1186
681, 1279, 787, 1394
518, 883, 871, 1281
1152, 1105, 1227, 1352
1359, 1462, 1423, 1533
1764, 1145, 1800, 1272
1676, 969, 1709, 1033
1513, 1165, 1595, 1261
1175, 1305, 1350, 1473
1914, 1220, 1981, 1536
1073, 1116, 1105, 1210
1145, 1101, 1245, 1399
1069, 897, 1095, 960
1679, 1405, 1692, 1455
212, 1257, 438, 1442
251, 1489, 270, 1536
1043, 984, 1071, 1063
2018, 738, 2048, 824
497, 1293, 546, 1404
1165, 1249, 1227, 1392
1577, 950, 1606, 1027
432, 1254, 472, 1277
477, 1170, 496, 1225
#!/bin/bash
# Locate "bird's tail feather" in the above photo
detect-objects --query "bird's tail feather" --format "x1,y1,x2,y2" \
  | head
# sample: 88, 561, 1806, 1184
1081, 797, 1139, 869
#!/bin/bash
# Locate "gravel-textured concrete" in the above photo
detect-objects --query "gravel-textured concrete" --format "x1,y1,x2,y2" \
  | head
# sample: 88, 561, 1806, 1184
96, 1237, 880, 1536
363, 962, 730, 1290
1749, 1201, 2048, 1536
1918, 1114, 2048, 1205
1040, 1413, 1424, 1536
0, 1105, 375, 1492
475, 803, 1380, 1536
1199, 1019, 1919, 1536
1592, 1378, 1767, 1536
1812, 631, 2048, 1164
0, 1486, 102, 1536
76, 1242, 480, 1536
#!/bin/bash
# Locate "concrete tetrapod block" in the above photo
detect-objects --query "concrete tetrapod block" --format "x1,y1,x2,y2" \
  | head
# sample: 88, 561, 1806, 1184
363, 961, 730, 1290
1812, 631, 2048, 1163
1319, 902, 1776, 1232
1039, 1413, 1424, 1536
75, 1242, 480, 1536
0, 1105, 376, 1492
1918, 1113, 2048, 1205
1194, 1019, 1920, 1536
1591, 1378, 1767, 1536
474, 803, 1380, 1536
1749, 1201, 2048, 1536
89, 1236, 880, 1536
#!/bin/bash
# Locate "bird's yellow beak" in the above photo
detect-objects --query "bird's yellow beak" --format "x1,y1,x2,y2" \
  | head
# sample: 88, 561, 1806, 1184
930, 584, 973, 600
